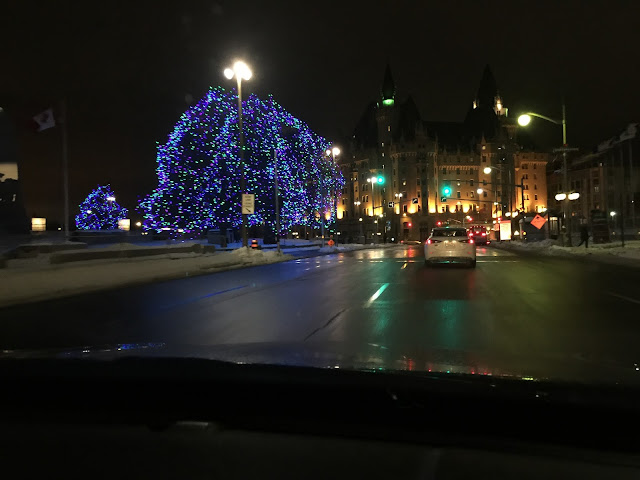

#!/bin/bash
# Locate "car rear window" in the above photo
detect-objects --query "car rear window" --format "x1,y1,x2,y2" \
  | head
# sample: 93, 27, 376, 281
431, 228, 468, 237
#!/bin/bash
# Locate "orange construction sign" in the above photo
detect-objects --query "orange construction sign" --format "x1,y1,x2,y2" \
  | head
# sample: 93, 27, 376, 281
531, 214, 547, 230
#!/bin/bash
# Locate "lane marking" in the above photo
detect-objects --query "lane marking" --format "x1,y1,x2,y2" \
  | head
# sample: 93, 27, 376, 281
401, 262, 408, 269
364, 283, 390, 308
160, 284, 249, 310
607, 292, 640, 305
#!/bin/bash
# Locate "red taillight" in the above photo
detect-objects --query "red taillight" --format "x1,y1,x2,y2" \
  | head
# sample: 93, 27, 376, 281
426, 239, 431, 245
469, 238, 474, 244
481, 232, 486, 236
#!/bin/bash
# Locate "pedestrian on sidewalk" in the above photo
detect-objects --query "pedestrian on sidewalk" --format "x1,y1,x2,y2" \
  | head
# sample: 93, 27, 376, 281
578, 224, 590, 248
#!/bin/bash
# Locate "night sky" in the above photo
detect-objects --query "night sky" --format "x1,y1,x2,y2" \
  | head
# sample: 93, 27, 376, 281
3, 0, 640, 222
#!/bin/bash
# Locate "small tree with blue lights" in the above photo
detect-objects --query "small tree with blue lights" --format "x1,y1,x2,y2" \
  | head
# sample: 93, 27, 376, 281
139, 87, 344, 235
75, 185, 128, 230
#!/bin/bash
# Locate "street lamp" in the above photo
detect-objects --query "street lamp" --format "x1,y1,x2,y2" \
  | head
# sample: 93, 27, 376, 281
610, 211, 617, 217
555, 193, 567, 201
224, 60, 252, 247
517, 104, 574, 245
476, 188, 484, 195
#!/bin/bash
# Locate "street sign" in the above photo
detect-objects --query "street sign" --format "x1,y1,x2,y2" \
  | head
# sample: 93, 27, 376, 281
531, 214, 547, 230
242, 194, 255, 214
388, 201, 394, 208
412, 197, 418, 204
440, 197, 447, 202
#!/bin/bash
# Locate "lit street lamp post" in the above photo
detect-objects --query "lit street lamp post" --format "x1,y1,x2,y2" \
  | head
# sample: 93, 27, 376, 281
325, 147, 341, 246
518, 103, 577, 246
224, 61, 252, 247
354, 201, 363, 242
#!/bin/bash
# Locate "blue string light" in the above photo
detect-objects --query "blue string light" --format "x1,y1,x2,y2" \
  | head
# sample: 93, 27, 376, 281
75, 184, 128, 230
139, 87, 344, 235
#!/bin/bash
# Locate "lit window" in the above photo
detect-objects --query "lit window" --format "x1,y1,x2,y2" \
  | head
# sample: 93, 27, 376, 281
387, 125, 391, 132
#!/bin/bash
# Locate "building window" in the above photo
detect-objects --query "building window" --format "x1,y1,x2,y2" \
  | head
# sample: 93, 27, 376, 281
470, 191, 474, 198
523, 164, 528, 169
533, 164, 537, 169
342, 198, 346, 205
523, 174, 528, 180
483, 191, 487, 198
417, 191, 421, 198
456, 168, 461, 175
470, 179, 474, 186
457, 191, 461, 199
382, 152, 385, 157
525, 195, 530, 201
417, 179, 421, 186
381, 142, 384, 147
442, 168, 446, 175
403, 205, 407, 213
393, 169, 396, 175
534, 184, 537, 190
533, 174, 537, 180
387, 125, 391, 132
402, 179, 406, 186
393, 181, 397, 188
594, 185, 600, 193
534, 194, 538, 200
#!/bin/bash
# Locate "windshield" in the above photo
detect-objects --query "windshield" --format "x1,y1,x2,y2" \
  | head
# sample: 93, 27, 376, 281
431, 228, 468, 237
1, 2, 640, 391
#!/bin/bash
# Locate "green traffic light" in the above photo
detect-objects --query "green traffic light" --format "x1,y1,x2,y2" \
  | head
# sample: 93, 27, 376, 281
377, 176, 384, 184
442, 186, 451, 196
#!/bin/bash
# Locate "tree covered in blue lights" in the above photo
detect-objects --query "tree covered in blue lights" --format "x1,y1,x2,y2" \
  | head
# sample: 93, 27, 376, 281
75, 185, 128, 230
139, 87, 344, 234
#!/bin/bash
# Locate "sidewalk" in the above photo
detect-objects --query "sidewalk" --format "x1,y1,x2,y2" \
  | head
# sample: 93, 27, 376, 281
492, 239, 640, 266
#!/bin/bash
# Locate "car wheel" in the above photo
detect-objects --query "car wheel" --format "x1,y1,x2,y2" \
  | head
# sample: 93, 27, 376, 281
469, 260, 476, 268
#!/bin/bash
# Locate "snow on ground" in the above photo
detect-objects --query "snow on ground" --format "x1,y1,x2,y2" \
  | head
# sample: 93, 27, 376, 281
494, 239, 640, 262
0, 247, 292, 308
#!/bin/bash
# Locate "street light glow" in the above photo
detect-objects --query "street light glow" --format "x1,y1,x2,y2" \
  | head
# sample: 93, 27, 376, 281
568, 192, 580, 200
555, 193, 567, 201
477, 188, 483, 194
106, 196, 116, 202
610, 211, 617, 217
332, 147, 340, 156
483, 167, 492, 174
224, 61, 252, 81
518, 114, 532, 127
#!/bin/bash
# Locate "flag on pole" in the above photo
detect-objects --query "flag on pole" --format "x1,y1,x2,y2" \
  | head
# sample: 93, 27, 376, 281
33, 108, 56, 132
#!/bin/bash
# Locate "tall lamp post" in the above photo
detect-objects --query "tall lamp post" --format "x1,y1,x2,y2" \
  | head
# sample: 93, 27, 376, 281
518, 103, 577, 246
354, 201, 363, 242
224, 61, 252, 247
325, 147, 341, 244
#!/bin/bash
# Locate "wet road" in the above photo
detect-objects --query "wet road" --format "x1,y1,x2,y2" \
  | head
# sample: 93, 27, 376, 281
1, 245, 640, 382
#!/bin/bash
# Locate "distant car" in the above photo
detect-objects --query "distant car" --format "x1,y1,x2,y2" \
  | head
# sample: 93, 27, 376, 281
424, 227, 476, 267
468, 225, 490, 245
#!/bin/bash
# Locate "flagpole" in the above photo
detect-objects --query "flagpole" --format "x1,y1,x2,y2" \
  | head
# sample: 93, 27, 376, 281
61, 99, 70, 239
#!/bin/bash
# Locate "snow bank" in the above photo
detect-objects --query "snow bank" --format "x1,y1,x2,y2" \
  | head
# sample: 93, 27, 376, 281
0, 249, 292, 308
494, 239, 640, 263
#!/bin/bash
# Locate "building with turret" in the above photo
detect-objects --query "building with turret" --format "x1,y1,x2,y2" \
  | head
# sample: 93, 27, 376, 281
336, 65, 550, 242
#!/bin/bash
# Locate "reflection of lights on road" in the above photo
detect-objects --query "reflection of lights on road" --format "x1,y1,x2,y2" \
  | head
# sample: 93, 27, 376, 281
364, 283, 390, 307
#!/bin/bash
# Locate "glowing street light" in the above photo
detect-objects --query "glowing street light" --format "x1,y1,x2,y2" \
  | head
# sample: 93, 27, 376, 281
517, 114, 531, 126
476, 188, 484, 195
610, 211, 617, 217
483, 166, 492, 175
106, 196, 116, 202
568, 192, 580, 201
555, 193, 567, 201
326, 147, 341, 157
224, 60, 252, 247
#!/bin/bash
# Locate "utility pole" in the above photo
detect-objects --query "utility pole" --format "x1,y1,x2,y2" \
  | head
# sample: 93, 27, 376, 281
60, 99, 70, 239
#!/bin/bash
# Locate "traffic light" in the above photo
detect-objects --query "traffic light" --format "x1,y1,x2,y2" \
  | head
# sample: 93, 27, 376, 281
377, 176, 384, 184
442, 185, 452, 197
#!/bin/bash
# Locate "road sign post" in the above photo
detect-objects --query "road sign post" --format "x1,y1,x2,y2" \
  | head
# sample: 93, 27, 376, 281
242, 194, 255, 215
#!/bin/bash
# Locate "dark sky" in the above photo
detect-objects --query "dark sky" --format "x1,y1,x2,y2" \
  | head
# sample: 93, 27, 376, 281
3, 0, 640, 221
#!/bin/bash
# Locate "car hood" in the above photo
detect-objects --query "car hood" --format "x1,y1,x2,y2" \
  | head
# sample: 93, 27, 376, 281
2, 341, 639, 386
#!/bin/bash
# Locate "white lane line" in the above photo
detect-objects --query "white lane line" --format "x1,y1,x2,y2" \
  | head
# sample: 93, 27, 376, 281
607, 292, 640, 305
364, 283, 390, 308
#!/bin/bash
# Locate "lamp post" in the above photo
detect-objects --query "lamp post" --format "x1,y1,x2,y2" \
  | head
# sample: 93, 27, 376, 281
518, 103, 577, 245
325, 147, 341, 244
224, 61, 252, 247
354, 201, 363, 242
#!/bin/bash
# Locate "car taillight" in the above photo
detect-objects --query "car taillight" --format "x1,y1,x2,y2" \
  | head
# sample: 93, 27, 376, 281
458, 238, 474, 244
426, 239, 431, 244
469, 238, 474, 244
481, 232, 486, 236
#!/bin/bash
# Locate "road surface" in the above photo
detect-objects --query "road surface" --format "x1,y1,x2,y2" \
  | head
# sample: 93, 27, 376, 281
1, 245, 639, 382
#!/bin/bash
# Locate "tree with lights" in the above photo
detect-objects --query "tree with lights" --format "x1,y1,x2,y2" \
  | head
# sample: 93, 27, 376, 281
75, 185, 128, 230
139, 87, 344, 235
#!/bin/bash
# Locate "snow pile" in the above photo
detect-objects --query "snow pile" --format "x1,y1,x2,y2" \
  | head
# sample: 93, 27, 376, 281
229, 247, 290, 264
0, 249, 292, 308
494, 239, 640, 263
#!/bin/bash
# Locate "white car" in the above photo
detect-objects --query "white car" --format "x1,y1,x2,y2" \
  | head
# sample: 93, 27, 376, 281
424, 227, 476, 267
